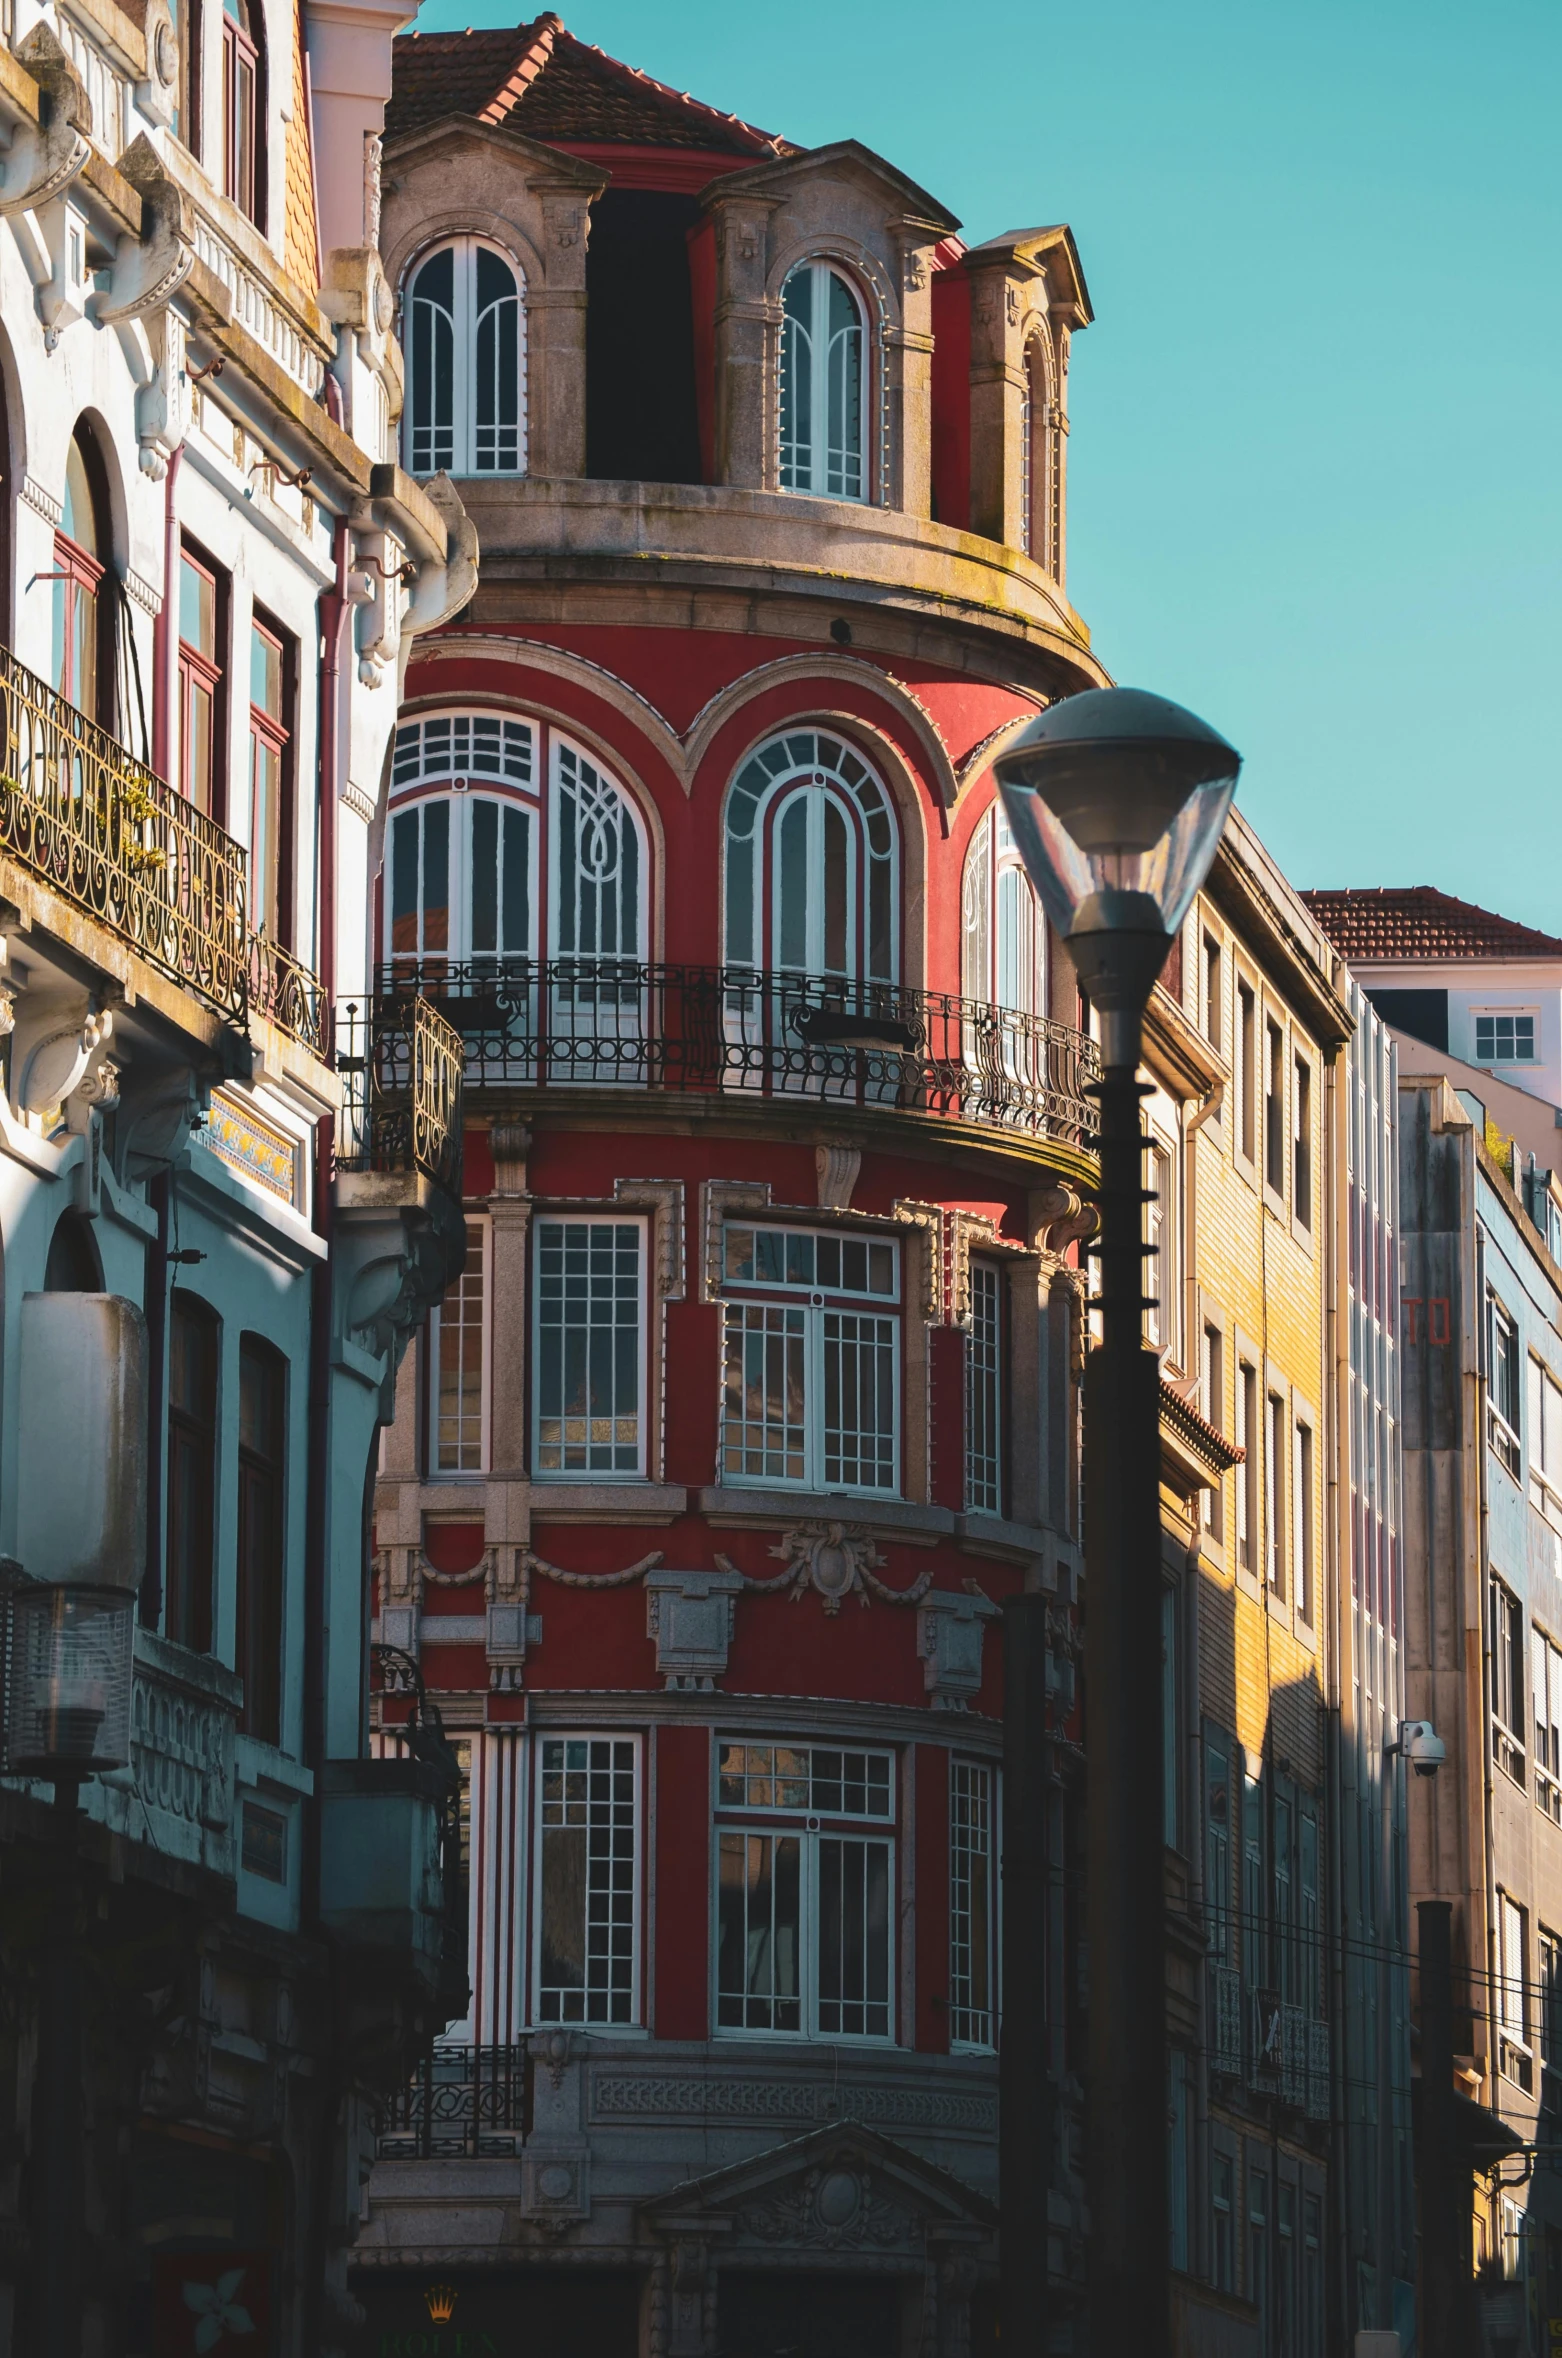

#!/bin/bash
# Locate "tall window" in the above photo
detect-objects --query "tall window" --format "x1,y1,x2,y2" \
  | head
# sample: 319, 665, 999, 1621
965, 1260, 1003, 1515
1236, 980, 1256, 1163
1162, 1583, 1181, 1848
534, 1736, 638, 2025
1532, 1626, 1562, 1823
178, 543, 224, 817
720, 1223, 899, 1494
1242, 1772, 1265, 1994
779, 261, 866, 501
962, 801, 1045, 1015
1530, 1357, 1562, 1531
1293, 1055, 1313, 1229
1266, 1391, 1285, 1597
1248, 2171, 1269, 2329
716, 1741, 894, 2041
1236, 1360, 1258, 1574
1204, 1731, 1231, 1960
431, 1223, 487, 1473
724, 731, 897, 983
1201, 1322, 1225, 1538
236, 1337, 285, 1744
1490, 1296, 1521, 1475
248, 613, 290, 941
1499, 1891, 1530, 2087
949, 1758, 995, 2048
1211, 2154, 1235, 2295
166, 1294, 218, 1654
1292, 1419, 1314, 1621
1264, 1018, 1285, 1194
404, 239, 525, 477
533, 1218, 644, 1478
1492, 1576, 1525, 1783
1539, 1928, 1562, 2077
52, 430, 109, 723
553, 738, 643, 962
1201, 930, 1222, 1052
387, 713, 538, 967
221, 0, 261, 222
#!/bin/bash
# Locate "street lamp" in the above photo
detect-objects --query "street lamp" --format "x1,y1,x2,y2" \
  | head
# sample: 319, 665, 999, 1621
994, 687, 1240, 2358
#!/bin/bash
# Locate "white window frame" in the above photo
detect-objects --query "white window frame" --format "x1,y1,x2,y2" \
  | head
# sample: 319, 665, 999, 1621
429, 1214, 489, 1475
779, 258, 869, 502
1499, 1889, 1531, 2088
1292, 1415, 1315, 1623
385, 709, 539, 968
1489, 1294, 1522, 1476
965, 1259, 1003, 1516
961, 801, 1047, 1017
719, 1222, 901, 1496
1529, 1355, 1562, 1533
949, 1755, 996, 2050
1492, 1574, 1526, 1785
529, 1732, 641, 2030
1201, 1320, 1225, 1539
1473, 1008, 1538, 1066
402, 235, 527, 477
1534, 1625, 1562, 1825
531, 1215, 648, 1481
1265, 1388, 1286, 1599
713, 1738, 896, 2045
723, 729, 899, 985
1236, 1359, 1258, 1574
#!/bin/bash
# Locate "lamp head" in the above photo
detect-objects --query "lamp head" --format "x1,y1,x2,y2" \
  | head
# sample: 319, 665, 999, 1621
994, 687, 1241, 1061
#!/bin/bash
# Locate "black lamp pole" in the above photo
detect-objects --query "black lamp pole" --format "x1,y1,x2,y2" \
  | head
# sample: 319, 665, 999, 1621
994, 687, 1241, 2358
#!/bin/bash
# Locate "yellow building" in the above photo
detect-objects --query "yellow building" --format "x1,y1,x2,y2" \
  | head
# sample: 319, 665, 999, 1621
1142, 807, 1354, 2355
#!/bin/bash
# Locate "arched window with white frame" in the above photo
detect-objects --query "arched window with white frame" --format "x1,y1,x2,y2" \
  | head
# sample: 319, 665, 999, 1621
779, 262, 868, 503
725, 730, 898, 985
404, 238, 525, 478
962, 800, 1046, 1016
386, 709, 539, 968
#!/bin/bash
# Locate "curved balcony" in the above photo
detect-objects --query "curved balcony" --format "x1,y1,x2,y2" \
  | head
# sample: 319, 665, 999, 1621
337, 990, 467, 1194
373, 958, 1100, 1163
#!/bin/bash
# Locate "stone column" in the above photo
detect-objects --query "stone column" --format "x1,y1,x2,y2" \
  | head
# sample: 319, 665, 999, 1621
486, 1121, 531, 1477
704, 190, 783, 490
965, 252, 1028, 551
528, 179, 601, 478
890, 228, 941, 518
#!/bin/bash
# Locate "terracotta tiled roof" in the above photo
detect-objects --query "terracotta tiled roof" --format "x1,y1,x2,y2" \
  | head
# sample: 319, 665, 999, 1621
1301, 887, 1562, 964
387, 13, 791, 156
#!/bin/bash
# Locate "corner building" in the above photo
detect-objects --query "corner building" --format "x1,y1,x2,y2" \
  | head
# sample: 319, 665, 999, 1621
354, 17, 1105, 2354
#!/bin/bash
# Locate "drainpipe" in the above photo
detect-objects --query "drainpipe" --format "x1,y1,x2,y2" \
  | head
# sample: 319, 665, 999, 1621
1322, 1045, 1352, 2348
299, 518, 352, 2358
150, 443, 182, 781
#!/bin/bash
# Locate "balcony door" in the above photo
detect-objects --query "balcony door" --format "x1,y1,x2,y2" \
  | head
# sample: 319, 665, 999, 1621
52, 429, 112, 728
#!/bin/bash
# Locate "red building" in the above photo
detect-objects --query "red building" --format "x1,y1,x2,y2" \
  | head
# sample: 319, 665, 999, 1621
353, 19, 1105, 2355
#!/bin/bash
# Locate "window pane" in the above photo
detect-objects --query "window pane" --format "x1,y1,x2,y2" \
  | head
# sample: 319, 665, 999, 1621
823, 795, 849, 974
777, 795, 808, 970
825, 270, 863, 500
470, 797, 498, 955
717, 1832, 801, 2031
537, 1736, 636, 2024
409, 247, 456, 474
822, 1311, 896, 1490
434, 1231, 485, 1472
535, 1221, 642, 1475
390, 807, 421, 956
422, 798, 450, 953
474, 246, 520, 472
779, 268, 813, 488
722, 1303, 806, 1483
250, 624, 282, 716
966, 1262, 1002, 1514
816, 1835, 890, 2037
181, 557, 216, 655
950, 1760, 993, 2046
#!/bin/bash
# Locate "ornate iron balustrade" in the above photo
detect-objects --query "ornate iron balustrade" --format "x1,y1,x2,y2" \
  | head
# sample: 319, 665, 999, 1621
337, 991, 465, 1193
375, 959, 1100, 1151
248, 930, 327, 1057
378, 2042, 529, 2159
0, 644, 248, 1020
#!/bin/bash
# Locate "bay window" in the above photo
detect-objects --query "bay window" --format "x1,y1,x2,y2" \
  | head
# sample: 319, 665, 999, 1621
533, 1736, 638, 2025
779, 261, 866, 502
720, 1223, 899, 1494
533, 1217, 644, 1478
716, 1741, 894, 2041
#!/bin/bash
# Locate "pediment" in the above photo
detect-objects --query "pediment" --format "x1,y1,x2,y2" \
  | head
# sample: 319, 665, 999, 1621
641, 2118, 994, 2255
383, 114, 608, 194
709, 139, 959, 237
962, 223, 1092, 321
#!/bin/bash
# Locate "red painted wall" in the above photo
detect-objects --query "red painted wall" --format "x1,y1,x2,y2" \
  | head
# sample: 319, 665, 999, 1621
653, 1723, 711, 2038
930, 262, 971, 532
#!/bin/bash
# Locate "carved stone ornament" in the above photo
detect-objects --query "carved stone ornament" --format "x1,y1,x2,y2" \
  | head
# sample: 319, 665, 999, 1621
724, 1523, 934, 1616
645, 1568, 742, 1690
741, 2166, 915, 2253
917, 1584, 1000, 1709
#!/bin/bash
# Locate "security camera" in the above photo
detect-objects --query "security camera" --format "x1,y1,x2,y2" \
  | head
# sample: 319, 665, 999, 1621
1398, 1720, 1447, 1777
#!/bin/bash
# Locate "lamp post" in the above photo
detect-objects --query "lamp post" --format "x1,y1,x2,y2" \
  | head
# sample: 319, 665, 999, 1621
994, 688, 1240, 2357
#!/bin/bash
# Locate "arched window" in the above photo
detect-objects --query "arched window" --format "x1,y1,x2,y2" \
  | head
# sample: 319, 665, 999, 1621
780, 262, 867, 503
1022, 338, 1051, 568
404, 239, 525, 478
52, 428, 111, 724
383, 711, 646, 978
221, 0, 263, 224
387, 711, 538, 967
725, 731, 897, 984
962, 800, 1046, 1015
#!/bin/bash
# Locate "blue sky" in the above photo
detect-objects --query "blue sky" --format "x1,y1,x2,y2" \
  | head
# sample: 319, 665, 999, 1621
410, 0, 1562, 931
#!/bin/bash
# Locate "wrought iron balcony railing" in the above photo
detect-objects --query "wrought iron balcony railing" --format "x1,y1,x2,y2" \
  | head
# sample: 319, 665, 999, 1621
248, 930, 327, 1058
375, 958, 1100, 1152
377, 2041, 529, 2159
0, 643, 248, 1021
337, 991, 465, 1194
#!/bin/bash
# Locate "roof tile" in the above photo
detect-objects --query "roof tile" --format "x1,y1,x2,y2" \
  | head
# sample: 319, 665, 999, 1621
1301, 886, 1562, 963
